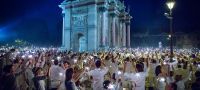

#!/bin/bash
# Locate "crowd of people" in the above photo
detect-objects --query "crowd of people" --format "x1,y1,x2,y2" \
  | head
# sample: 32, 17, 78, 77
0, 46, 200, 90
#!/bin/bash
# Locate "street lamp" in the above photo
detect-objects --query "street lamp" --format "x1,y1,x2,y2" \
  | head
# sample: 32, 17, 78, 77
165, 0, 175, 62
166, 1, 175, 10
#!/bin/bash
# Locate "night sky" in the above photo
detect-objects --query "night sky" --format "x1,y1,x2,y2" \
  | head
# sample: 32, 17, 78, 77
0, 0, 200, 46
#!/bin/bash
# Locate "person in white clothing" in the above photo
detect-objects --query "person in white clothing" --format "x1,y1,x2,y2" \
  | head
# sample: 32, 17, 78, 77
155, 65, 168, 90
49, 60, 63, 90
87, 60, 109, 90
58, 61, 70, 90
173, 71, 192, 90
124, 57, 134, 73
32, 67, 47, 90
166, 71, 175, 90
124, 59, 149, 90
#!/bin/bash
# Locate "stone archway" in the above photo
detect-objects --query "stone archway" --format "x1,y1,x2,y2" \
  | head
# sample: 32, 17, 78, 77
77, 33, 86, 52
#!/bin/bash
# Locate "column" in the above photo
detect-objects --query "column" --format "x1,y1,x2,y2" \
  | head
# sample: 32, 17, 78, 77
126, 22, 131, 48
108, 11, 116, 48
97, 11, 100, 49
100, 13, 103, 47
115, 17, 120, 47
103, 10, 108, 47
119, 20, 123, 47
117, 20, 119, 47
108, 4, 116, 48
108, 16, 113, 47
111, 14, 116, 47
62, 13, 65, 47
98, 6, 106, 48
122, 20, 126, 47
102, 11, 108, 47
107, 14, 112, 48
69, 5, 72, 50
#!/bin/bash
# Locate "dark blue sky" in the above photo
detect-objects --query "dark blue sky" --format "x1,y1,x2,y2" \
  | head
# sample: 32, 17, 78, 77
0, 0, 200, 46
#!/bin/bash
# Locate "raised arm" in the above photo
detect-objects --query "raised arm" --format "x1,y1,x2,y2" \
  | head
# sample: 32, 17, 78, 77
39, 55, 46, 68
182, 66, 192, 83
37, 52, 43, 63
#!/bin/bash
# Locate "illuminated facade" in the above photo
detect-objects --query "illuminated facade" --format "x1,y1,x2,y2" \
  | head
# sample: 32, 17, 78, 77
59, 0, 132, 51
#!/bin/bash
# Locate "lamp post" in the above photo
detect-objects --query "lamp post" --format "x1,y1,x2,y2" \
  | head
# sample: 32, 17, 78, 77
165, 0, 175, 62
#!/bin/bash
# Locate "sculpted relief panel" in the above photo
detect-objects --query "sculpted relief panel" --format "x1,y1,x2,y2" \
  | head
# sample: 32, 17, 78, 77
72, 15, 87, 27
72, 7, 88, 27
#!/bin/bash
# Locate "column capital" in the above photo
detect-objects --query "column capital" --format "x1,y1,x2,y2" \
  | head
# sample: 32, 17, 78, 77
125, 15, 132, 24
126, 21, 131, 25
62, 10, 65, 16
118, 12, 127, 18
62, 13, 65, 17
98, 6, 107, 13
119, 16, 127, 22
125, 14, 132, 20
109, 12, 117, 17
108, 3, 116, 12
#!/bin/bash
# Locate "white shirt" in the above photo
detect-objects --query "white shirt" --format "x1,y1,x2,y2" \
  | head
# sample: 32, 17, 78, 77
58, 69, 67, 90
110, 61, 118, 74
169, 59, 178, 70
58, 80, 78, 90
176, 72, 191, 90
176, 81, 185, 90
39, 80, 46, 90
156, 76, 167, 90
87, 67, 108, 90
124, 71, 148, 90
150, 63, 159, 76
125, 62, 133, 73
49, 65, 63, 88
166, 77, 175, 84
